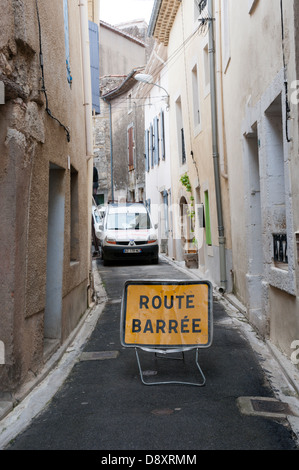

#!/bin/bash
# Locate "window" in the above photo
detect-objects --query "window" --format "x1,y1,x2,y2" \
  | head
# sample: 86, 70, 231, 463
150, 123, 154, 168
128, 125, 134, 171
176, 96, 186, 165
127, 93, 132, 114
63, 0, 72, 87
160, 110, 166, 160
181, 128, 186, 165
154, 116, 160, 165
162, 190, 169, 237
70, 166, 79, 262
107, 211, 151, 230
265, 94, 287, 268
145, 129, 150, 172
203, 43, 210, 94
192, 64, 201, 129
204, 190, 212, 246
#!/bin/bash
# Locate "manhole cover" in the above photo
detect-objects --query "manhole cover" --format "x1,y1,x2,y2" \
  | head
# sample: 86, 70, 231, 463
251, 399, 293, 415
237, 396, 298, 418
80, 351, 119, 361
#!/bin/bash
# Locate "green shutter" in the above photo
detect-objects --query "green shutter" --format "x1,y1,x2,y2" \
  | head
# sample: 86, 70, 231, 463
204, 191, 212, 246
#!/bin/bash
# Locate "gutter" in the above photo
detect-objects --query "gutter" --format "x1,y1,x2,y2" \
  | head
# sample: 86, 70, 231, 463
208, 0, 227, 292
148, 0, 162, 37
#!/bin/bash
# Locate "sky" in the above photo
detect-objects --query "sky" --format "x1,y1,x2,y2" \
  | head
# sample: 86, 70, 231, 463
100, 0, 155, 25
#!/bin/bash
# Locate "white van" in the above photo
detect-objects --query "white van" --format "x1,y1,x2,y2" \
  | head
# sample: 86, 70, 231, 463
100, 203, 159, 265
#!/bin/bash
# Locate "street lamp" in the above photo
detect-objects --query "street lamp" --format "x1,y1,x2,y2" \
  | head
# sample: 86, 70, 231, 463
134, 73, 170, 109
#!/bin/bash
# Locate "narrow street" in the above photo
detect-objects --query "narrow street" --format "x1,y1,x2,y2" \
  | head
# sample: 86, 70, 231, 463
3, 256, 298, 451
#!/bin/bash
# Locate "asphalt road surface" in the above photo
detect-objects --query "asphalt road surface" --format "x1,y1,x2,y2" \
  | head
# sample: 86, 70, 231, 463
5, 256, 298, 451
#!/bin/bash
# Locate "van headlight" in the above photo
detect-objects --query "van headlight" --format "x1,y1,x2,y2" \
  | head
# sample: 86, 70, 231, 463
105, 236, 116, 245
147, 234, 157, 244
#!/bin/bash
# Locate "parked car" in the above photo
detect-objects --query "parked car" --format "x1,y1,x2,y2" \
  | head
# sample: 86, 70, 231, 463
100, 203, 159, 264
92, 198, 106, 254
92, 201, 103, 244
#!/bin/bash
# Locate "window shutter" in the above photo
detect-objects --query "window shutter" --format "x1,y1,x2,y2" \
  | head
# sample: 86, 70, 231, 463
181, 128, 186, 165
160, 110, 165, 160
145, 129, 149, 172
63, 0, 72, 86
154, 116, 160, 165
150, 124, 154, 168
88, 21, 100, 114
128, 126, 134, 170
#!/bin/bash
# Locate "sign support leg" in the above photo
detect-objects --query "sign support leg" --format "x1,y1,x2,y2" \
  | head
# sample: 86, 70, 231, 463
135, 348, 206, 387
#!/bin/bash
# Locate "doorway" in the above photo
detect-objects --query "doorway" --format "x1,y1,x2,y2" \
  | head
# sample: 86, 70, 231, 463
244, 124, 264, 327
44, 164, 65, 353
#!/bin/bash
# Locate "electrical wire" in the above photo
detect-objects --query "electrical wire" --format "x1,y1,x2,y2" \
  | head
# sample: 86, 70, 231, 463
280, 0, 291, 143
35, 0, 71, 143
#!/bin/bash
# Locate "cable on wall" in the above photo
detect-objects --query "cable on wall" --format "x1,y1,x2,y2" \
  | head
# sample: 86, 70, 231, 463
280, 0, 291, 143
35, 0, 71, 142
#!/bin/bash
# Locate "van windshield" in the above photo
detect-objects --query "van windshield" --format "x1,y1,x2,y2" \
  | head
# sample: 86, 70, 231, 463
106, 212, 151, 230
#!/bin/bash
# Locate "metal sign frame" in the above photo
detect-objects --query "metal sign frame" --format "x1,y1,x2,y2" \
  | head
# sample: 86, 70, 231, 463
120, 279, 213, 386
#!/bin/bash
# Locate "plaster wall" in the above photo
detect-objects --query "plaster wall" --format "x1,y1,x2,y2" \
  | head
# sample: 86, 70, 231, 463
0, 0, 91, 392
161, 0, 232, 288
219, 0, 299, 355
100, 25, 146, 76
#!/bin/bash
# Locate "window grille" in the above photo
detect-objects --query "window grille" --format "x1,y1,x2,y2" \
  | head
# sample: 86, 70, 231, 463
273, 234, 288, 264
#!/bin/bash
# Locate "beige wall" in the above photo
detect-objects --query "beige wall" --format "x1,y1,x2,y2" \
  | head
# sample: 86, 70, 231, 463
88, 0, 100, 23
100, 23, 146, 76
218, 0, 299, 358
0, 0, 92, 392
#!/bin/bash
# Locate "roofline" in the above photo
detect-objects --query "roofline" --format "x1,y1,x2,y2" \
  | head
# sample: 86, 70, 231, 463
100, 20, 146, 48
101, 67, 145, 101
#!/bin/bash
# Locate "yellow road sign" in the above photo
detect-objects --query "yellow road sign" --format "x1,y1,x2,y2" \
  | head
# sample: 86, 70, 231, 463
121, 280, 213, 350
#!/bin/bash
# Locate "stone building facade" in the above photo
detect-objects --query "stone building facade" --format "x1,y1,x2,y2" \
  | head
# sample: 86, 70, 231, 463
0, 0, 93, 393
93, 21, 150, 204
145, 0, 299, 370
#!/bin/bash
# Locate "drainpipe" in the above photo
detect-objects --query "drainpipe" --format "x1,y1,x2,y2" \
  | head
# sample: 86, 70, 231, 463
102, 98, 114, 202
108, 101, 114, 201
79, 0, 94, 303
79, 0, 93, 159
208, 0, 227, 292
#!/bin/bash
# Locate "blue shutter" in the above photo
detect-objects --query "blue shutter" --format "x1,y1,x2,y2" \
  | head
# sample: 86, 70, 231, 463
145, 129, 149, 172
63, 0, 72, 86
150, 124, 154, 168
161, 110, 165, 160
88, 21, 100, 114
154, 116, 159, 165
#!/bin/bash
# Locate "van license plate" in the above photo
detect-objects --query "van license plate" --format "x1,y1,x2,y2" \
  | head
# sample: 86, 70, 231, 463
123, 248, 141, 254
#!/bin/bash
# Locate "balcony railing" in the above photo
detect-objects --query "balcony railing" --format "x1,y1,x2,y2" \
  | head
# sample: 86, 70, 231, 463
273, 233, 288, 265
